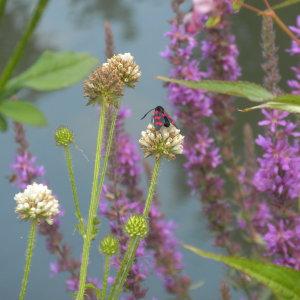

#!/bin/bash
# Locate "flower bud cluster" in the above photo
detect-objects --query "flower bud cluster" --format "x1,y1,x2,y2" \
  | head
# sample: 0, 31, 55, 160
83, 53, 140, 105
139, 124, 184, 160
99, 235, 119, 256
15, 182, 60, 224
55, 126, 74, 147
124, 214, 149, 238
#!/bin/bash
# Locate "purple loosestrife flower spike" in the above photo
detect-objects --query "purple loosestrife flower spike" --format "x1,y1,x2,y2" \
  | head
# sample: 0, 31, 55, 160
251, 15, 300, 270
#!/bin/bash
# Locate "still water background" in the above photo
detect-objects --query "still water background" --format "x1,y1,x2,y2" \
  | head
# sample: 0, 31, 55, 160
0, 0, 298, 299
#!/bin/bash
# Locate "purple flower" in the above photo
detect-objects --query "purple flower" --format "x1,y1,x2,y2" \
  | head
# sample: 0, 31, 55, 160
11, 151, 45, 189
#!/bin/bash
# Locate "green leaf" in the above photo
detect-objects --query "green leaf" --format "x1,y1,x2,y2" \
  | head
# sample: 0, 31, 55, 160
0, 114, 7, 131
272, 0, 300, 10
6, 51, 99, 92
157, 76, 274, 102
0, 101, 47, 126
232, 0, 244, 12
183, 244, 300, 300
205, 16, 221, 28
241, 94, 300, 114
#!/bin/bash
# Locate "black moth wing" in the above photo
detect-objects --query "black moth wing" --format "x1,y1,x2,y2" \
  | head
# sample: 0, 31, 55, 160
163, 112, 175, 127
153, 110, 165, 130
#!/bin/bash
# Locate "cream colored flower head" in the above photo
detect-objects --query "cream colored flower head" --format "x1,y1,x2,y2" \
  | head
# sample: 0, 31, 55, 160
15, 182, 60, 224
104, 53, 141, 87
83, 64, 124, 106
139, 124, 184, 160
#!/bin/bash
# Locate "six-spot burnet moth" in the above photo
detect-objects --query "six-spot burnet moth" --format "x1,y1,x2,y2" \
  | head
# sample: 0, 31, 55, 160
141, 106, 175, 130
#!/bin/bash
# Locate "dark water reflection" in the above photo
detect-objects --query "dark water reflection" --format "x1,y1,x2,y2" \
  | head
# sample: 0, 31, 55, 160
0, 0, 299, 299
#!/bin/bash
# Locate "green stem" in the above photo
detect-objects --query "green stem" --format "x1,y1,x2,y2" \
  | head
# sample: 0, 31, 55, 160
108, 158, 161, 299
143, 158, 161, 216
64, 146, 84, 235
0, 0, 7, 17
76, 104, 107, 300
19, 221, 37, 300
101, 255, 110, 300
0, 0, 49, 88
97, 105, 119, 212
108, 238, 140, 300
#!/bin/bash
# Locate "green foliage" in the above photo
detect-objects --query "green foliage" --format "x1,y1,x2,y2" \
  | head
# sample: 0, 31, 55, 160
0, 100, 46, 126
6, 51, 98, 92
183, 244, 300, 300
158, 77, 300, 115
241, 94, 300, 114
272, 0, 300, 10
0, 113, 7, 131
205, 16, 221, 28
157, 76, 274, 102
232, 0, 244, 12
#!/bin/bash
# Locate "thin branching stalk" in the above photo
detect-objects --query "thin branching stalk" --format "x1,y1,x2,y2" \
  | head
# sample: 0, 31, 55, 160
101, 255, 110, 300
64, 146, 84, 234
108, 158, 161, 299
19, 221, 37, 300
0, 0, 7, 17
0, 0, 49, 88
76, 104, 107, 300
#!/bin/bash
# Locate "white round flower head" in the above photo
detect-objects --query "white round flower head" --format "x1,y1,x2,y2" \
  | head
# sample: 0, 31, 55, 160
104, 52, 141, 87
139, 124, 184, 160
15, 182, 60, 224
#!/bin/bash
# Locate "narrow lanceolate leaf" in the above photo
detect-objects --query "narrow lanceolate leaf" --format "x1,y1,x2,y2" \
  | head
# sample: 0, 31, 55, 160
183, 244, 300, 300
241, 94, 300, 114
6, 51, 99, 92
0, 101, 47, 126
272, 0, 300, 10
157, 76, 274, 103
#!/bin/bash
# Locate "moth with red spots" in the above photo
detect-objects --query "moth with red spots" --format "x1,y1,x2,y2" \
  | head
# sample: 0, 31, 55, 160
141, 106, 175, 130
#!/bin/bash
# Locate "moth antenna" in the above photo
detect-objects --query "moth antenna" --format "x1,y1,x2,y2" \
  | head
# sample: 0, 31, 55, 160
141, 108, 155, 120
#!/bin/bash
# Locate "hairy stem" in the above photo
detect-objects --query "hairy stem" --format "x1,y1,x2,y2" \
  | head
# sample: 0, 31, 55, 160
97, 104, 119, 213
101, 255, 110, 300
64, 146, 84, 235
108, 158, 161, 299
0, 0, 49, 88
143, 158, 161, 216
76, 104, 107, 300
19, 221, 37, 300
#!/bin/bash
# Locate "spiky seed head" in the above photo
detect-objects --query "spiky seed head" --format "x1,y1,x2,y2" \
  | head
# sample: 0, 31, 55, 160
83, 65, 124, 106
15, 182, 60, 224
104, 53, 141, 88
55, 126, 74, 147
99, 235, 119, 256
139, 124, 184, 160
124, 214, 149, 238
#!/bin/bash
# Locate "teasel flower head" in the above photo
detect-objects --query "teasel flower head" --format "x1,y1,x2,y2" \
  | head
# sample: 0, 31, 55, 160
103, 52, 141, 88
54, 126, 74, 147
15, 182, 60, 224
99, 235, 119, 256
139, 124, 184, 160
124, 214, 149, 238
83, 64, 124, 106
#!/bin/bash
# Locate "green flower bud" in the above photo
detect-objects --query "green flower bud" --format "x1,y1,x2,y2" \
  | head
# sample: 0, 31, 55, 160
55, 126, 74, 147
124, 214, 148, 239
99, 235, 119, 256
